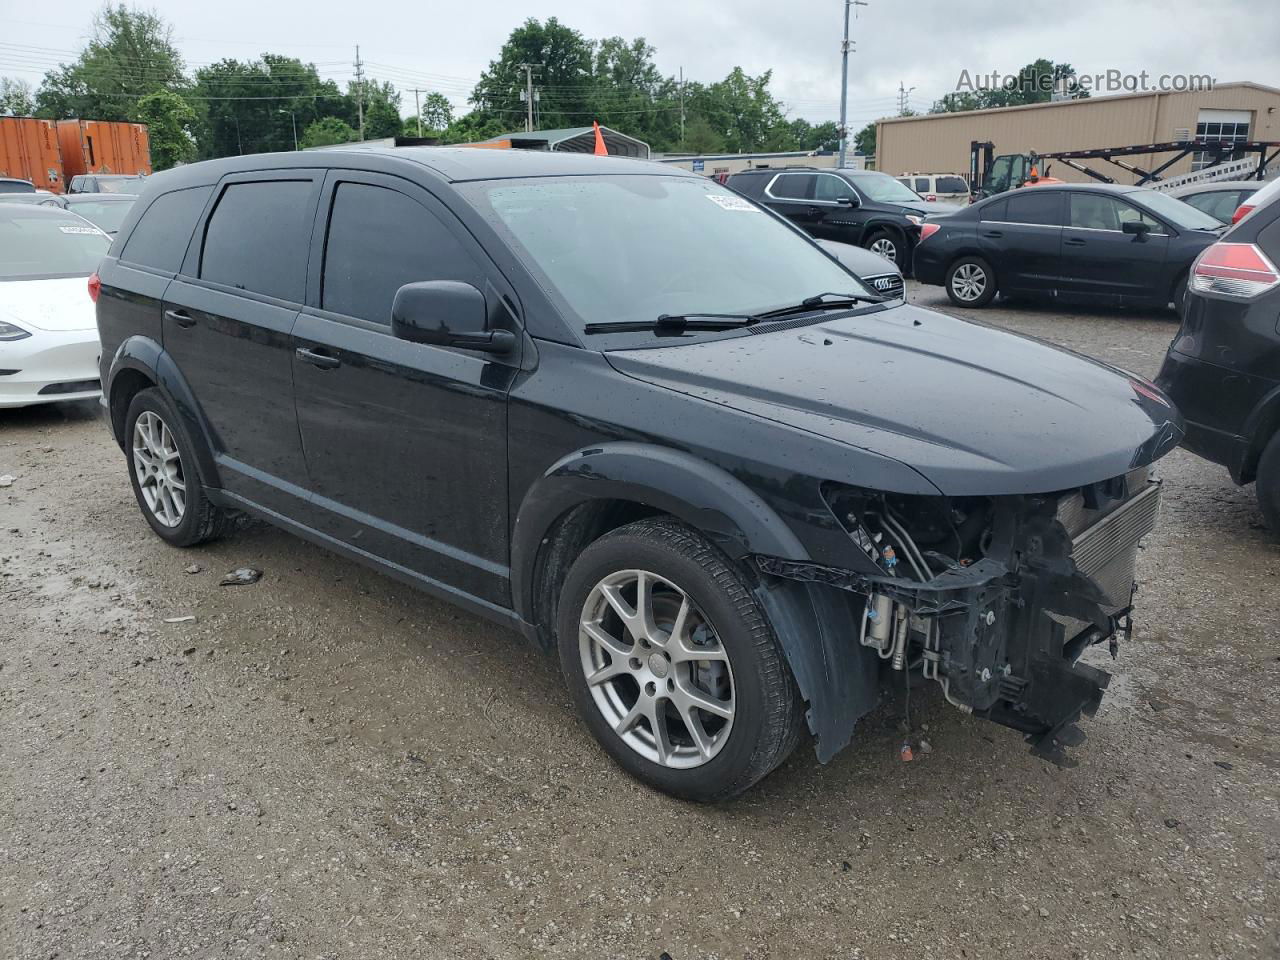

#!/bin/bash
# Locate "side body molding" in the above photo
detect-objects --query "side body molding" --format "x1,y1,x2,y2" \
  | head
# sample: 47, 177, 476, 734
105, 335, 222, 491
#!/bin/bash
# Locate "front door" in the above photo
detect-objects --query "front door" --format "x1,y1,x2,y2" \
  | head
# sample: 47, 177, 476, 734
979, 190, 1064, 294
162, 173, 321, 515
291, 172, 517, 607
1059, 193, 1170, 303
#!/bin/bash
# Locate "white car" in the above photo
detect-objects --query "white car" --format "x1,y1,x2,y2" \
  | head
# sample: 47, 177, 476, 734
0, 205, 110, 408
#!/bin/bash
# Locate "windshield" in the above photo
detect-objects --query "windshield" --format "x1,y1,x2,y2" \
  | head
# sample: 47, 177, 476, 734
852, 173, 924, 204
461, 175, 874, 335
0, 211, 110, 280
1136, 190, 1224, 231
68, 198, 135, 234
97, 178, 141, 195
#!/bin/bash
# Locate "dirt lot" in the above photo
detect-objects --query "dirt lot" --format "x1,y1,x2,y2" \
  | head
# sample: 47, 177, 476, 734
2, 286, 1277, 960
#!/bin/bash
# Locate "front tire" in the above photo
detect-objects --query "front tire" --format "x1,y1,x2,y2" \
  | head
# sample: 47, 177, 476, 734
864, 229, 901, 266
125, 388, 229, 547
556, 517, 804, 802
945, 255, 997, 307
1256, 431, 1280, 534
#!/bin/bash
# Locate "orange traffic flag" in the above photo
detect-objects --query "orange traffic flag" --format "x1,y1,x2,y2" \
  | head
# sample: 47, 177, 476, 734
593, 121, 608, 156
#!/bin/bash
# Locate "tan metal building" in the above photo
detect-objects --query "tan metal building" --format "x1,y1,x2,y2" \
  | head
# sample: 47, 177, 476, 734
876, 82, 1280, 185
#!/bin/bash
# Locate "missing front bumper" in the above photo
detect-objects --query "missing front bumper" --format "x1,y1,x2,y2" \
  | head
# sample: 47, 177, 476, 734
758, 479, 1162, 765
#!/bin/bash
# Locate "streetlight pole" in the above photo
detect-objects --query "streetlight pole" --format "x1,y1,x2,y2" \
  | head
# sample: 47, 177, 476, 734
838, 0, 868, 168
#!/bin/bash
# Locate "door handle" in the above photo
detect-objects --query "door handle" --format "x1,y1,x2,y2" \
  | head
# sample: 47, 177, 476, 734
165, 308, 196, 328
1064, 237, 1087, 246
295, 346, 341, 370
981, 230, 1003, 238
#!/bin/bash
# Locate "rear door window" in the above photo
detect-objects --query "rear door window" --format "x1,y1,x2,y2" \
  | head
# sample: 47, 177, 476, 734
768, 173, 815, 201
120, 186, 212, 273
1006, 191, 1064, 226
914, 178, 930, 193
936, 176, 967, 193
320, 181, 481, 325
200, 179, 314, 302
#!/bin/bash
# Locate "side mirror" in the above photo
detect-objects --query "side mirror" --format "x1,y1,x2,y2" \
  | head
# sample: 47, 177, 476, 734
837, 195, 859, 207
391, 281, 515, 354
1122, 220, 1152, 237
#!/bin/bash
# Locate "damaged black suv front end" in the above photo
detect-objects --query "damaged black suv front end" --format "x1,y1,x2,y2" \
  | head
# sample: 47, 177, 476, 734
759, 466, 1163, 762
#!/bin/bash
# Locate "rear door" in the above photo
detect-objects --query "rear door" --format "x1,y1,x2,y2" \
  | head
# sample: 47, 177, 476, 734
978, 190, 1064, 293
761, 172, 822, 232
291, 171, 518, 606
1060, 192, 1170, 303
162, 172, 320, 515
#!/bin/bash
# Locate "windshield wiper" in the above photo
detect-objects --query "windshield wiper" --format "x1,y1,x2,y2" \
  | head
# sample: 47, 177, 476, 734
583, 313, 759, 336
755, 290, 886, 319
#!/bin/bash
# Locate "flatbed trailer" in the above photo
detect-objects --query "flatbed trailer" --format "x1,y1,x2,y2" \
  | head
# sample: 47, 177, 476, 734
970, 138, 1280, 200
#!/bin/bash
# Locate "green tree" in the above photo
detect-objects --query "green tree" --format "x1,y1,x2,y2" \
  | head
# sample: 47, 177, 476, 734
441, 111, 507, 144
192, 55, 343, 158
135, 89, 195, 169
301, 116, 358, 148
690, 68, 790, 153
420, 91, 453, 131
0, 77, 36, 116
471, 18, 596, 131
35, 5, 185, 121
931, 60, 1089, 113
854, 120, 877, 157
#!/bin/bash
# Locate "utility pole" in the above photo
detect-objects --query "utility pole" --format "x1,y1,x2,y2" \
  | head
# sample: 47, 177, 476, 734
412, 88, 424, 137
679, 66, 686, 146
517, 63, 540, 133
897, 81, 916, 115
354, 45, 365, 141
837, 0, 868, 168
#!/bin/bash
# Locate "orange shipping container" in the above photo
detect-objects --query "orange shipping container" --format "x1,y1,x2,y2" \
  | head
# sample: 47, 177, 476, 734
56, 119, 152, 183
0, 117, 64, 192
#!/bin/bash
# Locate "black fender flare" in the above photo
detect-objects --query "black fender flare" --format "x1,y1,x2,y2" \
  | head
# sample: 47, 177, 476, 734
857, 218, 908, 248
511, 441, 879, 761
105, 335, 221, 489
1240, 381, 1280, 483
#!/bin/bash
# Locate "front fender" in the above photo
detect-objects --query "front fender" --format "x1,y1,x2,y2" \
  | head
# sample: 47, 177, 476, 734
106, 335, 221, 489
511, 442, 808, 620
510, 441, 880, 763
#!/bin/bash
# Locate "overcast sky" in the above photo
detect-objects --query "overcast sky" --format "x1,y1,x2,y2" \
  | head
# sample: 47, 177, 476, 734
4, 0, 1277, 128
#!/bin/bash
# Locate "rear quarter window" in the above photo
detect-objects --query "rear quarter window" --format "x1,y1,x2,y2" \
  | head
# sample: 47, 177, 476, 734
120, 186, 213, 274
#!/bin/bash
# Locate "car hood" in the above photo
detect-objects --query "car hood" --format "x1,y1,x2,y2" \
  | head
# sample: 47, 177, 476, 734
604, 303, 1183, 496
894, 199, 948, 216
0, 276, 97, 332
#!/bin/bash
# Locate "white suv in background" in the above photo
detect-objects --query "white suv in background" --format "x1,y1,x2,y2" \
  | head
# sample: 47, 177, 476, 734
896, 173, 969, 205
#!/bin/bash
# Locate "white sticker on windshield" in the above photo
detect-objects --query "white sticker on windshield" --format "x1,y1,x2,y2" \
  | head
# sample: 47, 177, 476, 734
706, 194, 759, 212
59, 225, 103, 235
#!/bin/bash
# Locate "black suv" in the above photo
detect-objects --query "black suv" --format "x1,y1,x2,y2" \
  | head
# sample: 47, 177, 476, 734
1156, 180, 1280, 531
727, 167, 939, 270
96, 149, 1181, 800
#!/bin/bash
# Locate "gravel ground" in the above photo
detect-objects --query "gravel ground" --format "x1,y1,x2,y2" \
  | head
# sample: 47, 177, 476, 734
1, 284, 1277, 960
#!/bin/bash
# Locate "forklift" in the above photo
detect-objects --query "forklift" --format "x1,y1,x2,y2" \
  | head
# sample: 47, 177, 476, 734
969, 137, 1280, 201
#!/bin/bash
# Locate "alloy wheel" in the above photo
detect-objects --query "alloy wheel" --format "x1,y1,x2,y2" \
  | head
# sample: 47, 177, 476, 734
870, 237, 898, 262
132, 410, 186, 527
952, 262, 987, 302
579, 569, 735, 769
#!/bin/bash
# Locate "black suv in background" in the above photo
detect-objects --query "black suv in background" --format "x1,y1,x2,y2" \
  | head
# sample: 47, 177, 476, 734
913, 184, 1223, 309
1156, 178, 1280, 531
95, 149, 1180, 801
727, 167, 939, 270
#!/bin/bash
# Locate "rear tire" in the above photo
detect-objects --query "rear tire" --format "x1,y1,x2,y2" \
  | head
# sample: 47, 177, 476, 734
945, 256, 997, 307
1256, 432, 1280, 534
125, 388, 229, 547
1171, 271, 1189, 314
556, 517, 804, 802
